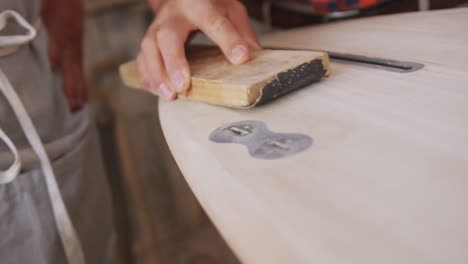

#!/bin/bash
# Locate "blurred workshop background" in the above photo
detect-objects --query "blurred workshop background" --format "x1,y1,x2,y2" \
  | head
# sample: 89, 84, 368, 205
82, 1, 468, 263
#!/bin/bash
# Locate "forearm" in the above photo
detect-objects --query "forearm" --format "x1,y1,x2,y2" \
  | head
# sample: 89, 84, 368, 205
41, 0, 87, 110
41, 0, 84, 42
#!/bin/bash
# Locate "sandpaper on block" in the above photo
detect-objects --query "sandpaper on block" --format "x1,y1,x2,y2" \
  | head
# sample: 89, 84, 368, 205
120, 45, 330, 108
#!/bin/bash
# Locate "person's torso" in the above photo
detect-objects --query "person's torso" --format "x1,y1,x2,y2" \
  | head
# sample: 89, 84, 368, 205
0, 0, 73, 153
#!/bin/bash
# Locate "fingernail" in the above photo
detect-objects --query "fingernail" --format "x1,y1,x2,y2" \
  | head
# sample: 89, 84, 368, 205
230, 45, 247, 64
171, 71, 186, 93
159, 82, 174, 100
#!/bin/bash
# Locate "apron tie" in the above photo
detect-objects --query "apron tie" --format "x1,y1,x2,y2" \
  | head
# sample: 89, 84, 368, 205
0, 10, 85, 264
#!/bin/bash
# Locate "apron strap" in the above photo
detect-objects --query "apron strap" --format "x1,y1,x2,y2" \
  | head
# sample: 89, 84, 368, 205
0, 10, 37, 56
0, 10, 85, 264
0, 127, 21, 184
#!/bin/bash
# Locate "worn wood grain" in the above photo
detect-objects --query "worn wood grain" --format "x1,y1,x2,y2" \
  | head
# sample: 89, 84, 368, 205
120, 46, 329, 107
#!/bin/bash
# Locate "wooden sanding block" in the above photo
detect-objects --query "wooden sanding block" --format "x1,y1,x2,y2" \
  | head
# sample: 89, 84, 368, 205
120, 45, 330, 108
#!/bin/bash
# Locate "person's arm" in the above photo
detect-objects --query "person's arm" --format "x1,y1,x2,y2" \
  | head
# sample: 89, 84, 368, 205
41, 0, 86, 111
138, 0, 260, 101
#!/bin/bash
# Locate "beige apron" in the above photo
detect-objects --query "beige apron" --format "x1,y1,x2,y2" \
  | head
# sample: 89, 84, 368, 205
0, 2, 114, 263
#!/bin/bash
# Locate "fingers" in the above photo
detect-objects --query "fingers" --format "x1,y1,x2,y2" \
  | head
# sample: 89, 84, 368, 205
227, 1, 261, 50
186, 0, 251, 65
136, 54, 152, 93
62, 69, 77, 110
62, 46, 87, 111
47, 35, 60, 68
139, 28, 176, 101
156, 21, 192, 93
136, 0, 259, 102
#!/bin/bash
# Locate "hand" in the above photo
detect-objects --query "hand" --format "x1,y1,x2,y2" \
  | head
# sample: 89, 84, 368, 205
138, 0, 260, 101
42, 0, 87, 111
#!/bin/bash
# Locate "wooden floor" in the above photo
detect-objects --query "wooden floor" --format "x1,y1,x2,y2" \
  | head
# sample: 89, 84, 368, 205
83, 4, 239, 264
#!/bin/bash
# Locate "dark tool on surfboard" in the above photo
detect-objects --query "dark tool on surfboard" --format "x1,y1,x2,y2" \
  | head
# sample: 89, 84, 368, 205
119, 45, 330, 108
262, 46, 424, 73
209, 120, 312, 160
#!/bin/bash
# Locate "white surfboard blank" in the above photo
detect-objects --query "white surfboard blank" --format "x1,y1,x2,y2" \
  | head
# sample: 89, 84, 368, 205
159, 9, 468, 264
